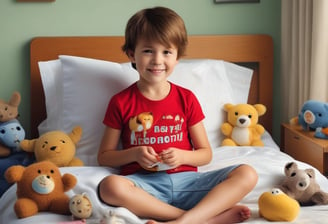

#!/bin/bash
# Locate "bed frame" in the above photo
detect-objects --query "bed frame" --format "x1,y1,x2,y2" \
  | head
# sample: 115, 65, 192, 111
29, 35, 273, 138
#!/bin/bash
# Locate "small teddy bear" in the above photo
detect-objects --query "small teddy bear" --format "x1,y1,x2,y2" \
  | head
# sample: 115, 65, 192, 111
0, 91, 21, 123
221, 103, 266, 146
5, 161, 77, 218
20, 126, 84, 167
69, 193, 93, 220
279, 162, 328, 206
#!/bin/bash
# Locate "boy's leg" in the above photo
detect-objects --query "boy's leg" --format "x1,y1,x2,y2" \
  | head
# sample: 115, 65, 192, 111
98, 174, 184, 220
148, 164, 257, 224
180, 164, 258, 224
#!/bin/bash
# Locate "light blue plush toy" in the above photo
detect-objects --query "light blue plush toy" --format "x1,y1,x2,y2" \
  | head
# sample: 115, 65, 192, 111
292, 100, 328, 139
0, 119, 34, 196
0, 119, 25, 154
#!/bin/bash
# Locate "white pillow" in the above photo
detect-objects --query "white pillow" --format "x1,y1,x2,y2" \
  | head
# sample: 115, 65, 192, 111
224, 61, 253, 103
169, 59, 235, 148
38, 59, 63, 133
38, 56, 253, 165
60, 56, 138, 165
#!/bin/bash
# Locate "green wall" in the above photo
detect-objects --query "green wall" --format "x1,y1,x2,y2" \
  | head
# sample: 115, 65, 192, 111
0, 0, 281, 142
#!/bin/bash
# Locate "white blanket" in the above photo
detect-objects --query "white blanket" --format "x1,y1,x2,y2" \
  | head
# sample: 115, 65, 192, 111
1, 136, 328, 224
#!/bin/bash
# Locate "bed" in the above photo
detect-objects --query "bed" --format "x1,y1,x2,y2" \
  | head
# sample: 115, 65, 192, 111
1, 34, 328, 224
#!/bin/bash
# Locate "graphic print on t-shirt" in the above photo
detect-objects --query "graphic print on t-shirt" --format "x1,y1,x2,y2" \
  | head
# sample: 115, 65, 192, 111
129, 112, 154, 143
128, 111, 185, 147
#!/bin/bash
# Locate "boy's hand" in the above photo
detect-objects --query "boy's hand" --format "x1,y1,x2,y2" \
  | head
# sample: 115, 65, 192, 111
159, 148, 184, 169
135, 146, 159, 169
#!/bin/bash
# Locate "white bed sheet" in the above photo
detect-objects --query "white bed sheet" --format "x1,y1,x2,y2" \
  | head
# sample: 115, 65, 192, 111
1, 133, 328, 224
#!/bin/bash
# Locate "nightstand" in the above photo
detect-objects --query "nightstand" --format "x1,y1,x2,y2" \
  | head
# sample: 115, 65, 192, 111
281, 123, 328, 176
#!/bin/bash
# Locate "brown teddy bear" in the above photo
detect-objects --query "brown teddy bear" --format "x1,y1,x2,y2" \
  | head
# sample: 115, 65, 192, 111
221, 103, 266, 146
5, 160, 77, 218
279, 162, 328, 206
20, 126, 84, 167
0, 91, 21, 123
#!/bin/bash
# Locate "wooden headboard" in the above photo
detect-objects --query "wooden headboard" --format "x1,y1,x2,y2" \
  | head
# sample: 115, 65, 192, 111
30, 34, 273, 138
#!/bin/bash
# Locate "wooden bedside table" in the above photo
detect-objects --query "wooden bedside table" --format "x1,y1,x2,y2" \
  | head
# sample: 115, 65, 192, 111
281, 123, 328, 176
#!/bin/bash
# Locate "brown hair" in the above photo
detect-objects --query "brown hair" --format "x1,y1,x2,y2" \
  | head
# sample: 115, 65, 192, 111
122, 7, 188, 59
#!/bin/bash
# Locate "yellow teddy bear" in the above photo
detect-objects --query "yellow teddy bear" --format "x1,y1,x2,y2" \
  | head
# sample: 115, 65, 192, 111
221, 103, 266, 146
20, 126, 83, 167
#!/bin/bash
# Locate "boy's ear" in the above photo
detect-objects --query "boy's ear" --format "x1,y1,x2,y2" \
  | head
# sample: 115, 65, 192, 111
127, 50, 135, 62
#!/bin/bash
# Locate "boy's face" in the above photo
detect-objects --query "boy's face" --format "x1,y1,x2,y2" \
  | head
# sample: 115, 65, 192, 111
128, 38, 179, 85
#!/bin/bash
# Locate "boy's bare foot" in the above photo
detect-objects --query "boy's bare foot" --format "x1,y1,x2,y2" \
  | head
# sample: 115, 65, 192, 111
208, 205, 251, 224
146, 205, 251, 224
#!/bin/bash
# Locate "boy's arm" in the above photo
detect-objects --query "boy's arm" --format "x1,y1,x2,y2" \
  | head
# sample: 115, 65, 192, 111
186, 121, 212, 166
97, 126, 158, 168
160, 121, 212, 168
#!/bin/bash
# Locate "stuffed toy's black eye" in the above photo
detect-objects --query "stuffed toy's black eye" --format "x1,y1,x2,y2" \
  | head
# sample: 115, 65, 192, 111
16, 126, 21, 131
0, 129, 5, 134
248, 115, 252, 118
38, 170, 41, 174
291, 172, 296, 177
235, 112, 238, 116
307, 173, 312, 178
42, 141, 48, 149
318, 113, 322, 117
50, 170, 54, 174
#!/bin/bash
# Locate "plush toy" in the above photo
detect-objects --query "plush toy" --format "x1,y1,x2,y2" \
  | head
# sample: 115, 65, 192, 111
279, 162, 328, 206
0, 91, 21, 123
290, 100, 328, 133
314, 127, 328, 139
221, 103, 266, 146
0, 119, 34, 197
69, 193, 93, 220
0, 91, 23, 156
58, 210, 127, 224
258, 188, 300, 222
0, 119, 25, 157
20, 126, 84, 167
4, 161, 77, 218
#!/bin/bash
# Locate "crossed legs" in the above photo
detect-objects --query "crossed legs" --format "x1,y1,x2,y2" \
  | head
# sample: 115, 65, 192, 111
98, 164, 258, 224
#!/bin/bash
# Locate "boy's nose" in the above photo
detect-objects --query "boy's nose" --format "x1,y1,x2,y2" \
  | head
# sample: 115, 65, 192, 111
152, 53, 162, 64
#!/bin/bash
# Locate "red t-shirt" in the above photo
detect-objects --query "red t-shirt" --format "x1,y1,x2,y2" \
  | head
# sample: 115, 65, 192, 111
103, 82, 205, 175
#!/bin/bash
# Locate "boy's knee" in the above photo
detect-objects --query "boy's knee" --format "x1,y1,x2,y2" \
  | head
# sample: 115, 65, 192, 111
232, 164, 258, 187
99, 175, 131, 204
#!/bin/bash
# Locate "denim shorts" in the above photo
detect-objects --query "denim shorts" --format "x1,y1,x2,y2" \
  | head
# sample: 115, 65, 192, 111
125, 165, 239, 210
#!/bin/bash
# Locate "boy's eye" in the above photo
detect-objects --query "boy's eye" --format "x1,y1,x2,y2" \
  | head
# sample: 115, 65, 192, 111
143, 49, 153, 53
163, 50, 171, 55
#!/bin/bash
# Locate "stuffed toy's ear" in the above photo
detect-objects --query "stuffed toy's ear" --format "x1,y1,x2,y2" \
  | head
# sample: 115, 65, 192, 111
254, 104, 266, 116
9, 91, 21, 108
68, 126, 83, 145
284, 162, 298, 176
223, 103, 234, 112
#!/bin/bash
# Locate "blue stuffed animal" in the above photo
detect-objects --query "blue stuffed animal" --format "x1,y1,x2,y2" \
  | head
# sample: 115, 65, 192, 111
0, 119, 25, 154
291, 100, 328, 139
0, 119, 34, 196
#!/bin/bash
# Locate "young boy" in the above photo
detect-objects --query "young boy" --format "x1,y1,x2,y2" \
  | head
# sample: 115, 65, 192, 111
97, 6, 258, 224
